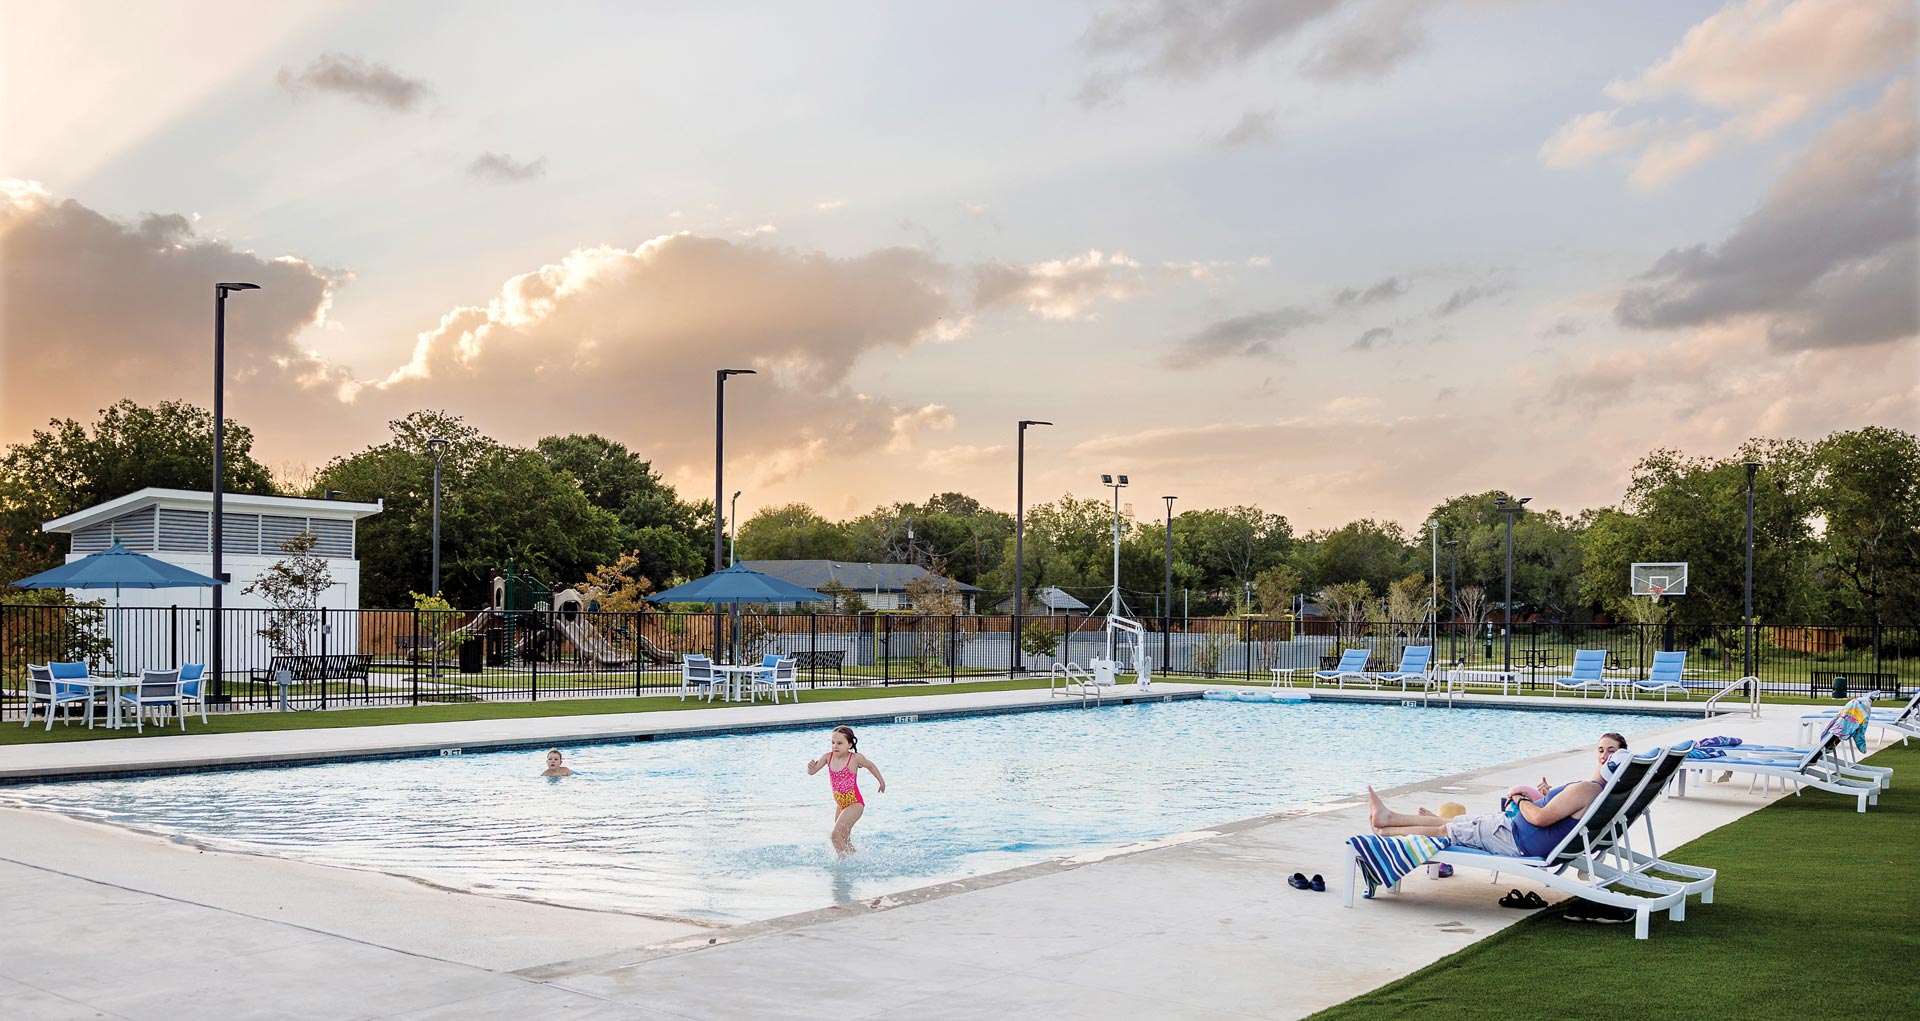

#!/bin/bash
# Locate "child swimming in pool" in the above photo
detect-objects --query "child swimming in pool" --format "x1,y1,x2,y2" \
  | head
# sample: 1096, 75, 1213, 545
805, 725, 885, 857
540, 749, 573, 777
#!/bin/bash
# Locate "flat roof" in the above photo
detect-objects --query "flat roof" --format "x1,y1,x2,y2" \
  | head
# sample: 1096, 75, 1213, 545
42, 487, 384, 534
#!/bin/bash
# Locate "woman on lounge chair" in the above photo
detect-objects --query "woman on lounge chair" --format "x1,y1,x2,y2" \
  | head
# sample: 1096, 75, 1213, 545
1366, 733, 1628, 856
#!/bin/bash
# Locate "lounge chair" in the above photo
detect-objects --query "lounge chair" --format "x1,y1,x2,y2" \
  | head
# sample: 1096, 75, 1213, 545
177, 663, 208, 724
750, 657, 800, 704
1609, 743, 1718, 901
24, 664, 93, 731
1798, 690, 1920, 745
679, 655, 723, 702
1673, 731, 1881, 813
117, 669, 184, 733
1630, 651, 1688, 699
1314, 648, 1372, 688
1346, 747, 1698, 939
1550, 649, 1609, 697
1374, 646, 1434, 691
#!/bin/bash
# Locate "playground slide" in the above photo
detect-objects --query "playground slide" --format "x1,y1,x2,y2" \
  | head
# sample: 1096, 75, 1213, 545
631, 629, 678, 665
553, 616, 637, 667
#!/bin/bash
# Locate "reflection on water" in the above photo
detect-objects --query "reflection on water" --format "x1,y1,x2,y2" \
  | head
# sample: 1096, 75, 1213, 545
2, 701, 1671, 923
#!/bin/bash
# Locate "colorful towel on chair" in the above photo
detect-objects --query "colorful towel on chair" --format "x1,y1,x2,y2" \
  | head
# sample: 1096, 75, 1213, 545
1823, 696, 1874, 752
1695, 736, 1743, 749
1347, 834, 1451, 899
1687, 747, 1728, 759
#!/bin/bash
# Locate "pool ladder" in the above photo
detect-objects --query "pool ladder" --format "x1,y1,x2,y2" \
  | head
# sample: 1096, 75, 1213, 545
1050, 662, 1105, 705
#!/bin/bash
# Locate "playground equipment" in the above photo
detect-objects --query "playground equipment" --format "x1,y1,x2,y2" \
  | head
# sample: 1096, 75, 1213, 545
451, 562, 675, 669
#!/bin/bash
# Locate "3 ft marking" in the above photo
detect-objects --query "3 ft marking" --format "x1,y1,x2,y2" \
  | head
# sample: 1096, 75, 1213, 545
892, 714, 919, 724
439, 748, 464, 756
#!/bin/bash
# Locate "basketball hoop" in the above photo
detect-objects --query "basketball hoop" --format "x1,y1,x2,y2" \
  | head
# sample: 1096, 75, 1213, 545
1649, 586, 1665, 604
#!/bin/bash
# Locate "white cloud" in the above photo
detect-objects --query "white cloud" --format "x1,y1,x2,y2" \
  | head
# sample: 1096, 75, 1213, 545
972, 250, 1144, 320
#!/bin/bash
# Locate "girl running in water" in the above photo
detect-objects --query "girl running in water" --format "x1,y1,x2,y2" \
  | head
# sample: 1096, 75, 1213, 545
806, 725, 886, 856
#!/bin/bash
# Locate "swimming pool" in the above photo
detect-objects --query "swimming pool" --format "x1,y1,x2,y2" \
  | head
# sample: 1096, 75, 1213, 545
2, 700, 1676, 923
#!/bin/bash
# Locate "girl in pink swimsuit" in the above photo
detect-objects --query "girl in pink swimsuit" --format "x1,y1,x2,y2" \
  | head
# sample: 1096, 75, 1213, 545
806, 725, 887, 857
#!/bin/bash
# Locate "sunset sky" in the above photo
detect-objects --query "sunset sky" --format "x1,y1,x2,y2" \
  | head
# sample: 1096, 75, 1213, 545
2, 0, 1915, 531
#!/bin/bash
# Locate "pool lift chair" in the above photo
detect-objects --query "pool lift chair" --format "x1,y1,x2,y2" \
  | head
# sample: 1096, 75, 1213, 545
1051, 613, 1151, 704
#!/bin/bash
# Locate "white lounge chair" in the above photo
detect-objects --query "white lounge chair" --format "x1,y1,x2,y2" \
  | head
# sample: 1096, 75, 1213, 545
1374, 646, 1434, 691
1315, 648, 1372, 688
24, 664, 93, 731
1608, 744, 1718, 902
679, 655, 723, 702
1798, 690, 1920, 745
750, 657, 800, 704
1630, 651, 1688, 699
1673, 732, 1882, 813
1346, 747, 1699, 939
1550, 649, 1609, 697
117, 669, 184, 733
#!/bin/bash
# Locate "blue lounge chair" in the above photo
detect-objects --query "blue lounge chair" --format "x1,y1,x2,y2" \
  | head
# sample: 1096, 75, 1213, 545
1375, 646, 1434, 691
1798, 690, 1920, 744
1675, 732, 1881, 813
1551, 649, 1609, 697
1631, 651, 1688, 699
1314, 648, 1372, 688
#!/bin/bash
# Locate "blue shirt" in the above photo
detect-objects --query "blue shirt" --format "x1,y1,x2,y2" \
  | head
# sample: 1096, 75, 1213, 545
1510, 781, 1597, 858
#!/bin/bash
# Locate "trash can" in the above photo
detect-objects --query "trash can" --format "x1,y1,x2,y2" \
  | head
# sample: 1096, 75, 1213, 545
1832, 675, 1847, 699
459, 638, 484, 674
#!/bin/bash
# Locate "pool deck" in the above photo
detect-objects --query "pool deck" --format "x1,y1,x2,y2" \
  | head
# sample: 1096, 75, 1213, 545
0, 690, 1871, 1020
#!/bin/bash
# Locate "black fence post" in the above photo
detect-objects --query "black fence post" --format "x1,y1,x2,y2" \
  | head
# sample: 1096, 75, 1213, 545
950, 614, 958, 684
809, 614, 819, 689
530, 608, 540, 702
1662, 620, 1675, 654
411, 607, 421, 707
882, 614, 892, 687
633, 611, 643, 698
318, 606, 330, 711
1012, 609, 1022, 676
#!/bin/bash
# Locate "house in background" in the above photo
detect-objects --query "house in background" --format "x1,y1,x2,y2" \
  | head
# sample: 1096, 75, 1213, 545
991, 586, 1089, 616
739, 560, 982, 612
41, 488, 384, 613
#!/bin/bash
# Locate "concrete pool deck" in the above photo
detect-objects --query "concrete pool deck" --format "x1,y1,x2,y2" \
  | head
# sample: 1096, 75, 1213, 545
0, 692, 1868, 1020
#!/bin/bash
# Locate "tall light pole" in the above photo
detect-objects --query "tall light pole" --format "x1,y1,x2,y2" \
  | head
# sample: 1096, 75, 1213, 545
1013, 419, 1050, 671
1428, 518, 1440, 645
211, 282, 259, 701
1445, 539, 1460, 664
729, 490, 742, 566
1743, 460, 1760, 679
1494, 496, 1530, 675
427, 437, 448, 597
1162, 495, 1175, 670
714, 368, 755, 572
1101, 473, 1128, 657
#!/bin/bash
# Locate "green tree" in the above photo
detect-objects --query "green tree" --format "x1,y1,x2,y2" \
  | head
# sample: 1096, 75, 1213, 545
737, 503, 855, 562
1810, 427, 1920, 624
1252, 564, 1303, 617
536, 434, 704, 586
0, 399, 277, 581
1312, 519, 1413, 593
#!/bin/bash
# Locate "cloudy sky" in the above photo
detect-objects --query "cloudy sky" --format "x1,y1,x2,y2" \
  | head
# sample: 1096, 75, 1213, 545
2, 0, 1915, 530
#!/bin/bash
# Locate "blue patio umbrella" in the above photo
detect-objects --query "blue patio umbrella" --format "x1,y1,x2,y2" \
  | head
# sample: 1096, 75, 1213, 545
647, 565, 829, 663
11, 543, 223, 674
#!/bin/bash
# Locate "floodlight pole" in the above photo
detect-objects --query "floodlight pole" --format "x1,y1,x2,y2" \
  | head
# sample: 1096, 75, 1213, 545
211, 282, 259, 702
1494, 496, 1529, 676
1445, 540, 1460, 664
427, 438, 448, 597
1013, 420, 1050, 672
714, 369, 755, 573
1743, 461, 1760, 679
1162, 496, 1175, 671
1428, 519, 1439, 646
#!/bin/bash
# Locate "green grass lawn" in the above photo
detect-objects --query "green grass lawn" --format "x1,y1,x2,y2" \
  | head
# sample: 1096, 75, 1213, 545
0, 677, 1065, 746
1306, 740, 1920, 1020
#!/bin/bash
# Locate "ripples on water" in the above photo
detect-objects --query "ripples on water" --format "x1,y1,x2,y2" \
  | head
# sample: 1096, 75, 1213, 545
3, 701, 1672, 922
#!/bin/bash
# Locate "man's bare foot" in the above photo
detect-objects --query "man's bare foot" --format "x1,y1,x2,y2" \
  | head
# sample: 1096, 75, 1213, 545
1417, 807, 1436, 816
1367, 786, 1389, 829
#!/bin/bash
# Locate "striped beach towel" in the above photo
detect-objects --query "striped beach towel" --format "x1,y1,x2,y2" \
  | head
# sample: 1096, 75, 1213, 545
1824, 696, 1874, 752
1346, 834, 1451, 899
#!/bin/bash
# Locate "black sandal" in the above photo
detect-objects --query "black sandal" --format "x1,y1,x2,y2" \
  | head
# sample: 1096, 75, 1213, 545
1287, 872, 1311, 890
1521, 891, 1549, 909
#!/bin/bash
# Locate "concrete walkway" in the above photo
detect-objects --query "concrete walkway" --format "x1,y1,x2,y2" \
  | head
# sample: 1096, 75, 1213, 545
0, 697, 1872, 1020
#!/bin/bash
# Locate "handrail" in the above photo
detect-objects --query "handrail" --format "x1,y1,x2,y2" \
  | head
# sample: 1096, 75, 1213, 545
1704, 675, 1760, 719
1050, 662, 1099, 704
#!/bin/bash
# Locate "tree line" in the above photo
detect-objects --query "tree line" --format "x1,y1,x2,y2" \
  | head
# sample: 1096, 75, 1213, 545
1, 400, 1913, 626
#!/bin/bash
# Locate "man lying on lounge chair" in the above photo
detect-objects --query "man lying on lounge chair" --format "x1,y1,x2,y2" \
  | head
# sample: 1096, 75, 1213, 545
1366, 733, 1629, 856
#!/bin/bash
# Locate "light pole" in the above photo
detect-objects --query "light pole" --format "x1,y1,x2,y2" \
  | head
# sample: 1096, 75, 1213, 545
427, 438, 448, 596
714, 368, 755, 572
211, 282, 259, 701
1101, 473, 1128, 658
1445, 539, 1460, 664
1743, 461, 1760, 679
1494, 496, 1530, 676
1162, 495, 1175, 671
1428, 518, 1440, 645
729, 490, 742, 567
1013, 419, 1050, 671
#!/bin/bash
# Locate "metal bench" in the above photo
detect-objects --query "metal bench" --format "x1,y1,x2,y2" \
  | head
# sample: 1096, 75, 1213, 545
790, 650, 847, 673
249, 654, 374, 707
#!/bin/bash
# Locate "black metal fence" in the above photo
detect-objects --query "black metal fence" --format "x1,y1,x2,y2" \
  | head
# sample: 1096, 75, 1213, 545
2, 604, 1912, 718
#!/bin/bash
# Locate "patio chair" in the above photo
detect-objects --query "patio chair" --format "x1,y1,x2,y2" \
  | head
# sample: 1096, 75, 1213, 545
1630, 651, 1688, 699
1550, 649, 1609, 697
1314, 648, 1372, 688
1798, 690, 1920, 745
1674, 732, 1881, 813
177, 663, 209, 724
117, 668, 184, 733
750, 657, 800, 704
1608, 743, 1718, 902
1346, 747, 1697, 940
679, 655, 723, 702
24, 664, 93, 731
1374, 646, 1434, 691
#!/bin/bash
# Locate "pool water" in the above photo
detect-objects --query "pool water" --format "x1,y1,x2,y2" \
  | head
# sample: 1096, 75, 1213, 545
2, 701, 1675, 923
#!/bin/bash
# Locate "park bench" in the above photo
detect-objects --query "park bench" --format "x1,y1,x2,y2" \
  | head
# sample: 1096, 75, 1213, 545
790, 649, 847, 673
1807, 670, 1905, 698
249, 654, 374, 703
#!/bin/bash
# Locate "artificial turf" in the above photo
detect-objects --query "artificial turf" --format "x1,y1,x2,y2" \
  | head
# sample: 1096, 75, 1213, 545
0, 677, 1060, 746
1306, 739, 1920, 1021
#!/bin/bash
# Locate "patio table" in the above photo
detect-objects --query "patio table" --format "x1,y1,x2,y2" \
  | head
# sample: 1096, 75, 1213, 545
58, 676, 142, 729
712, 664, 765, 702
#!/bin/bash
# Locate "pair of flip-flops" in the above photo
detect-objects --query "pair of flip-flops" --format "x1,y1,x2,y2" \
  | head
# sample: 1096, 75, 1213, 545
1498, 889, 1548, 909
1287, 872, 1326, 892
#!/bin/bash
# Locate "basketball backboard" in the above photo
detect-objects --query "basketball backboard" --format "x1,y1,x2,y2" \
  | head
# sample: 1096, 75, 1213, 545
1630, 562, 1688, 601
